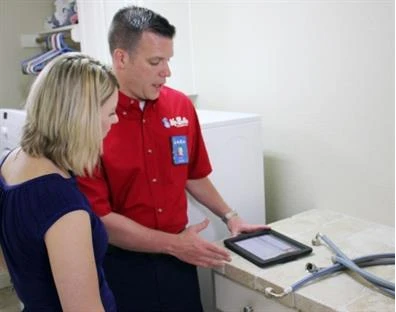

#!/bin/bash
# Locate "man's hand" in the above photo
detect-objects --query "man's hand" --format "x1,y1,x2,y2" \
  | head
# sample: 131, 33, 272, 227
170, 219, 231, 268
227, 215, 270, 237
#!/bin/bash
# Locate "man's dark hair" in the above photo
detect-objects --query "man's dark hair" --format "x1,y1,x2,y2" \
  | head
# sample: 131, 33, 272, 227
108, 6, 176, 55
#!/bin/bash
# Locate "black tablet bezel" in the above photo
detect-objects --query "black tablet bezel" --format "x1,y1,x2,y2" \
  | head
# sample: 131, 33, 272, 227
224, 229, 312, 268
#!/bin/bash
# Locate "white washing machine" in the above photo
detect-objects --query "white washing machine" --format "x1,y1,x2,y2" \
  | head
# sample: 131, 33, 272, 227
0, 109, 27, 160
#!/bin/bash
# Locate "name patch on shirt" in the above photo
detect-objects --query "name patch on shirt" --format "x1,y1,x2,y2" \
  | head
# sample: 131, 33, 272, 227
171, 136, 189, 165
162, 116, 189, 128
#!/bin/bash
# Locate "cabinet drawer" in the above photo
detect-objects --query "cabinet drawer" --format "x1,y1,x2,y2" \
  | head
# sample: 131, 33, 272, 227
214, 273, 296, 312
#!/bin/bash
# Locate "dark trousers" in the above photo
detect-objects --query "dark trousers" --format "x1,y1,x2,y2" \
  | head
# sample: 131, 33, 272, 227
104, 245, 203, 312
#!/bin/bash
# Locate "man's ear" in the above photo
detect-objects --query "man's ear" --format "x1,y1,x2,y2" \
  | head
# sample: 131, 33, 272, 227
112, 49, 129, 70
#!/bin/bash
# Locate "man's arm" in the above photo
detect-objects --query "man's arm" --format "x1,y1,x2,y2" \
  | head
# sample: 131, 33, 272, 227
101, 211, 231, 268
186, 177, 270, 236
186, 177, 231, 219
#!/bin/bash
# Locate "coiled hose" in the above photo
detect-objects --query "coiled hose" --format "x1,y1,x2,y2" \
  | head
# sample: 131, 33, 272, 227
265, 233, 395, 298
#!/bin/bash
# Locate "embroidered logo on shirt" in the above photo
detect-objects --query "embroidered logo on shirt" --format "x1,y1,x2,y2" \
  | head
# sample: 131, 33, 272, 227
162, 118, 171, 128
162, 116, 189, 128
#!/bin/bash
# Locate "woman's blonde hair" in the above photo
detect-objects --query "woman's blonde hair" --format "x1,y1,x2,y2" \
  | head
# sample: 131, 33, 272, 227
21, 52, 118, 176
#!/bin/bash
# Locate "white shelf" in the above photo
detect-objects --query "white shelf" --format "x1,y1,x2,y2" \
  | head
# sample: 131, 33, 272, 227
39, 24, 80, 42
21, 24, 80, 48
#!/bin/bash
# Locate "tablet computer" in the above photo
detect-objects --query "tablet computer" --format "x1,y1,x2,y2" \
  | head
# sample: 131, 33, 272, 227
224, 229, 312, 268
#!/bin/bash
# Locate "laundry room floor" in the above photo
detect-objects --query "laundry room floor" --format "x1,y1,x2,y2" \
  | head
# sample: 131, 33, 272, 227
0, 287, 20, 312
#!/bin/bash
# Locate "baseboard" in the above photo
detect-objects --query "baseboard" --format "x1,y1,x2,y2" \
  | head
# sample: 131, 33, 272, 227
0, 271, 11, 289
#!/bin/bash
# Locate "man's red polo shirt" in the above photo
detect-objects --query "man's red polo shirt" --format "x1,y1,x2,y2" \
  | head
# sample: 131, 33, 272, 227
77, 87, 212, 234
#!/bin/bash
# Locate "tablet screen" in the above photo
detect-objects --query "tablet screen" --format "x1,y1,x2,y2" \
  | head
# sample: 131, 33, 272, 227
224, 229, 313, 267
235, 234, 299, 261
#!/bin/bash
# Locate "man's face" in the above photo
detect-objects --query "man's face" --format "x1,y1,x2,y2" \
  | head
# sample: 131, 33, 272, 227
117, 31, 173, 101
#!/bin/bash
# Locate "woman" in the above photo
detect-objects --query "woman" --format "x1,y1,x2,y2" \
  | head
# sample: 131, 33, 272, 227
0, 52, 119, 311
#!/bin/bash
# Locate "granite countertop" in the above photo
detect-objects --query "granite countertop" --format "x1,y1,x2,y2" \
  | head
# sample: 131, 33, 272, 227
214, 209, 395, 312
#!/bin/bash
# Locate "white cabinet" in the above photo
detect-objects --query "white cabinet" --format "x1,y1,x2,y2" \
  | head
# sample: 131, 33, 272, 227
76, 0, 195, 94
214, 273, 296, 312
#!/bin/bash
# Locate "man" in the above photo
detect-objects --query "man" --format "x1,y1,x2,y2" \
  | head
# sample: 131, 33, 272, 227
78, 6, 268, 312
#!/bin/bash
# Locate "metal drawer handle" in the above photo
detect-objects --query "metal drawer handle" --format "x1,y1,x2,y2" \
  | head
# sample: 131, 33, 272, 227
242, 305, 254, 312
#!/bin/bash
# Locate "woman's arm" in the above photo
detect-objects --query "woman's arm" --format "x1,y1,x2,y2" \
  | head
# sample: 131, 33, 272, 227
45, 210, 104, 312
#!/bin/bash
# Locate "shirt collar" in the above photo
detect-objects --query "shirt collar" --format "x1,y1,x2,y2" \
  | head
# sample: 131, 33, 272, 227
118, 91, 158, 110
118, 91, 139, 110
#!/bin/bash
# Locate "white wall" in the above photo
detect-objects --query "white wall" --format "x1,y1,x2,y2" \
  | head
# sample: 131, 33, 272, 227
190, 1, 395, 225
0, 0, 53, 109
